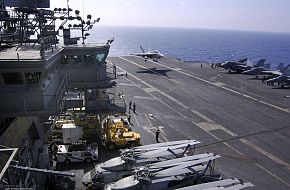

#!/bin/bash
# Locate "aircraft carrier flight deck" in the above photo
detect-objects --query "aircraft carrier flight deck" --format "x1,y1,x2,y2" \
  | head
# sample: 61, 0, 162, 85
108, 55, 290, 190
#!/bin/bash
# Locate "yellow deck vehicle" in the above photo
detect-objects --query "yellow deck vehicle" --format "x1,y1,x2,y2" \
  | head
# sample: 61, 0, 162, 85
72, 111, 101, 144
102, 115, 141, 150
49, 111, 100, 147
73, 112, 100, 127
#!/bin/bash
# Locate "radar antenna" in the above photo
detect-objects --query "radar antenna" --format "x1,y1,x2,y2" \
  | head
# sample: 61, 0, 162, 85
54, 0, 100, 45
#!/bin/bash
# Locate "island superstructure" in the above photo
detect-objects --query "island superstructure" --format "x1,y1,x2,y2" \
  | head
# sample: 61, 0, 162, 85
0, 0, 120, 189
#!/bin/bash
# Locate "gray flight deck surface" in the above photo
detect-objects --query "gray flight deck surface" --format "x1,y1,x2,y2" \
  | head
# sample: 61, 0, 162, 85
107, 56, 290, 190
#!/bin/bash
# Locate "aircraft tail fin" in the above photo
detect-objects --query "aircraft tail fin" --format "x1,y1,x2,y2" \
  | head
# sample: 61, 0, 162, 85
238, 58, 248, 63
264, 63, 271, 69
245, 59, 254, 67
140, 46, 145, 53
282, 64, 290, 75
255, 59, 266, 67
276, 63, 285, 71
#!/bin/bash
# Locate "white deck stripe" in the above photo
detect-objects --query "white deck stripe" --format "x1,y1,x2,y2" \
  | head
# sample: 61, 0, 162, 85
146, 57, 290, 113
240, 139, 290, 169
116, 57, 290, 187
119, 57, 290, 169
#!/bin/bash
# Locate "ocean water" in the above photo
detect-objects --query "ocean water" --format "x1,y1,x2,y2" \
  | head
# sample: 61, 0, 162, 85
89, 26, 290, 67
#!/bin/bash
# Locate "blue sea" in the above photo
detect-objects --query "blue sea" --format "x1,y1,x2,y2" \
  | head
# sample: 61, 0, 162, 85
89, 26, 290, 67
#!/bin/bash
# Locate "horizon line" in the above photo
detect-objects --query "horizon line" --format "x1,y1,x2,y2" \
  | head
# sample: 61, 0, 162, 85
97, 24, 290, 35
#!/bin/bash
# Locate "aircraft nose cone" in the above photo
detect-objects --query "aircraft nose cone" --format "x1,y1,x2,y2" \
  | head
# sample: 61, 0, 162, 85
220, 62, 229, 68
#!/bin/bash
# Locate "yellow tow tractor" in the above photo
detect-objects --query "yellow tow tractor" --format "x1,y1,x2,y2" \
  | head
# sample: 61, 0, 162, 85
101, 115, 141, 150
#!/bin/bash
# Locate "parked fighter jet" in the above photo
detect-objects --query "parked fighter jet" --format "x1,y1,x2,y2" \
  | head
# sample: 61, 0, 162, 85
131, 46, 164, 62
176, 178, 254, 190
243, 63, 290, 79
82, 140, 200, 188
221, 58, 265, 73
104, 155, 221, 190
266, 75, 290, 88
242, 62, 271, 77
261, 64, 290, 80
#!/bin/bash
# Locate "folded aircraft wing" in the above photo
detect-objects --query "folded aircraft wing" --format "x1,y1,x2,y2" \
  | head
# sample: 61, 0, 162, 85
219, 183, 254, 190
176, 178, 241, 190
140, 141, 200, 159
140, 147, 184, 159
133, 139, 200, 152
155, 164, 206, 178
148, 153, 215, 169
154, 155, 220, 177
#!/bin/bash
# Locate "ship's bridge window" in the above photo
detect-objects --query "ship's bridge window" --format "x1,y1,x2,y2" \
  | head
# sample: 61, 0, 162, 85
84, 54, 94, 65
25, 72, 42, 84
2, 72, 24, 84
61, 55, 69, 64
96, 53, 105, 63
71, 55, 81, 64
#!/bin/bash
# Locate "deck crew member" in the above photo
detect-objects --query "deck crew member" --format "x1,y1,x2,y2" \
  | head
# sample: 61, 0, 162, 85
156, 129, 160, 143
129, 101, 132, 110
128, 114, 131, 124
133, 103, 136, 113
262, 76, 266, 83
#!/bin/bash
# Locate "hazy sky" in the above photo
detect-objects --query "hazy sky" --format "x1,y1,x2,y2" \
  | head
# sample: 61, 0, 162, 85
51, 0, 290, 33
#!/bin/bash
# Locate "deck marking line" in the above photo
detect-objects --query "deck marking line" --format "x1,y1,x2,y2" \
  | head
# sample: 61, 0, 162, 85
115, 57, 290, 186
108, 60, 188, 119
259, 100, 288, 112
193, 121, 246, 156
118, 83, 139, 87
145, 114, 152, 127
196, 122, 238, 137
255, 163, 290, 188
169, 78, 183, 85
191, 109, 214, 123
242, 94, 258, 101
240, 139, 290, 169
133, 96, 160, 101
140, 57, 290, 114
192, 121, 290, 188
118, 57, 189, 114
133, 113, 140, 127
116, 58, 290, 177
